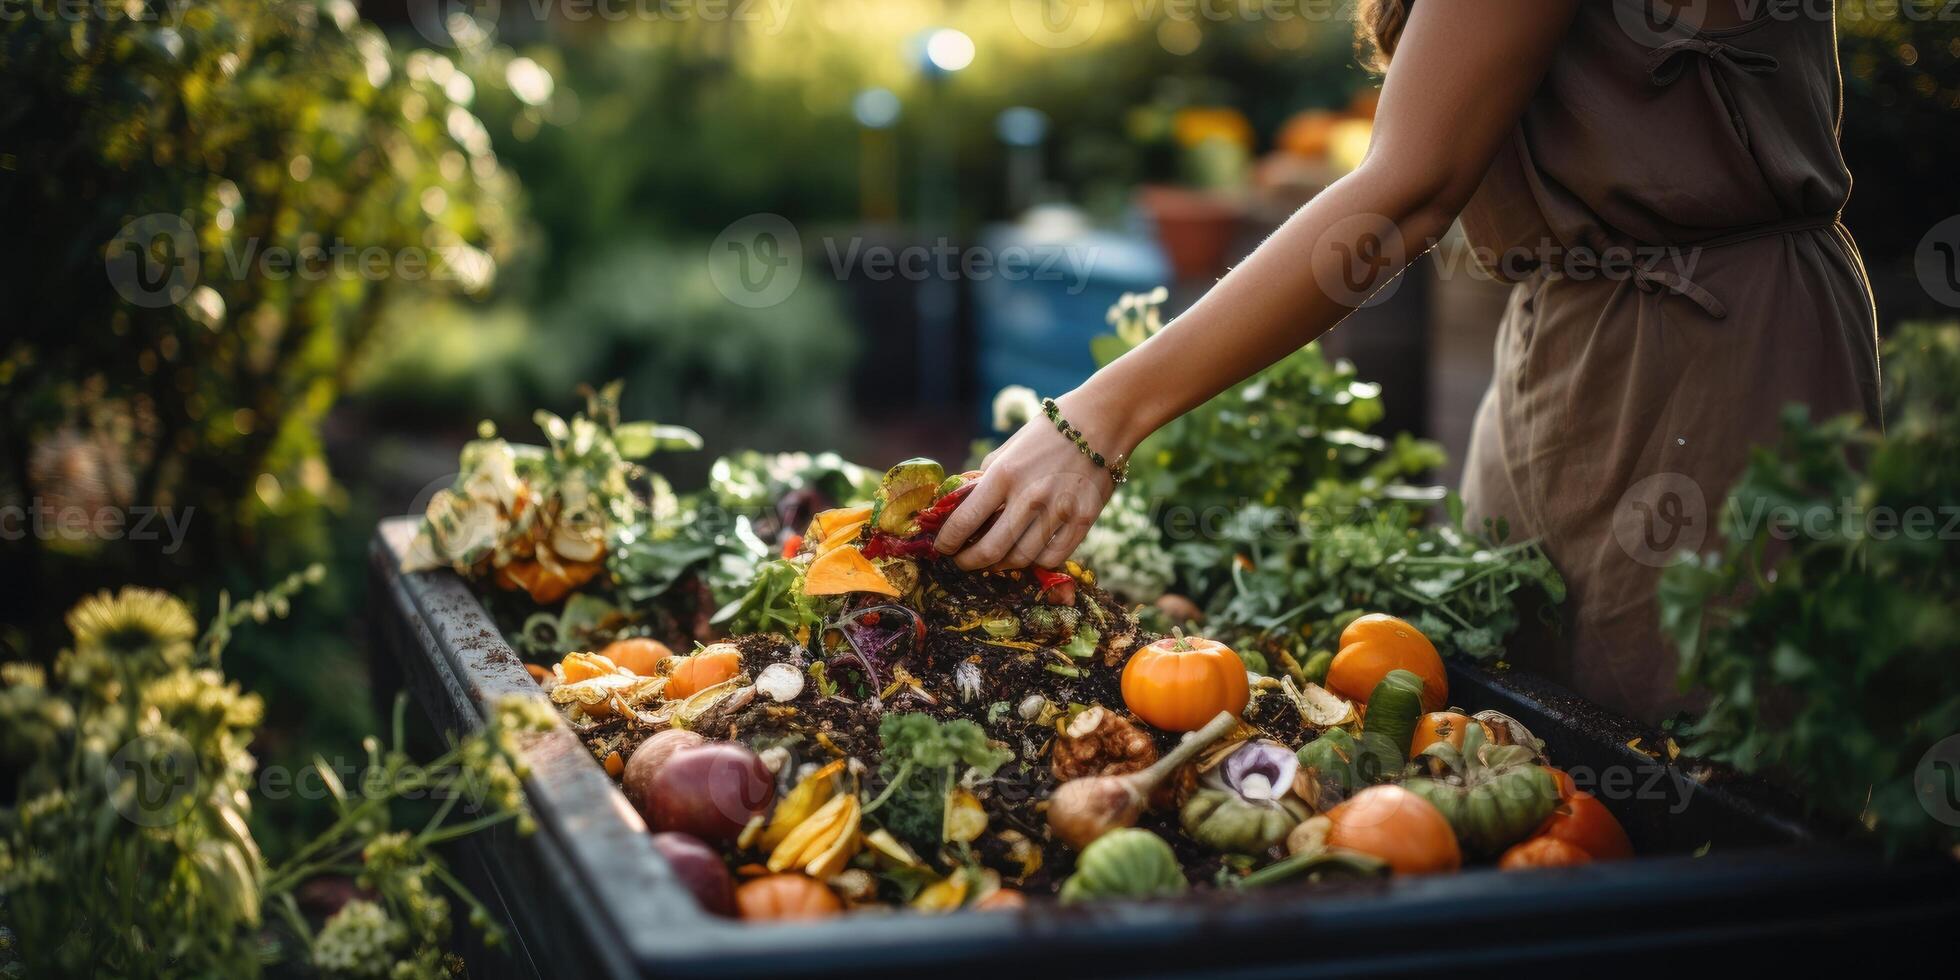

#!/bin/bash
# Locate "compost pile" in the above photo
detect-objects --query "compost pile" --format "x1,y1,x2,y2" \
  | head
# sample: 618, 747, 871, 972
493, 458, 1632, 919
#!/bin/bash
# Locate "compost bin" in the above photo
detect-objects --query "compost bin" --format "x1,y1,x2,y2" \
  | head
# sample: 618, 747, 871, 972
369, 518, 1958, 978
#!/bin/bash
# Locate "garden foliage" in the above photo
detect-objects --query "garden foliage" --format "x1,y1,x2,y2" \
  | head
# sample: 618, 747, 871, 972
1661, 323, 1960, 855
0, 574, 553, 977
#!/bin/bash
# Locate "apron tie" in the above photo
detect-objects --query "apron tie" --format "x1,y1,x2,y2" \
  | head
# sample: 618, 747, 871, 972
1633, 262, 1728, 319
1645, 36, 1782, 86
1618, 217, 1836, 321
1645, 36, 1780, 148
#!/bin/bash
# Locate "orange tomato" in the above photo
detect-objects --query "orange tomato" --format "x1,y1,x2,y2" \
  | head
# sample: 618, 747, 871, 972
1409, 711, 1481, 756
1499, 836, 1593, 870
667, 646, 745, 699
1535, 790, 1633, 861
1327, 614, 1447, 712
735, 873, 843, 921
1120, 635, 1250, 732
600, 638, 673, 677
974, 888, 1027, 911
1324, 784, 1461, 875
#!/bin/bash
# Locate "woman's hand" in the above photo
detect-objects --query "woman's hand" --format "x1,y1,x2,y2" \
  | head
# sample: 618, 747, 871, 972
933, 393, 1124, 571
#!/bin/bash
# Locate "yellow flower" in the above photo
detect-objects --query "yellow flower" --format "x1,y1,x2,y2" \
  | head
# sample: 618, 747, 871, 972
66, 587, 197, 663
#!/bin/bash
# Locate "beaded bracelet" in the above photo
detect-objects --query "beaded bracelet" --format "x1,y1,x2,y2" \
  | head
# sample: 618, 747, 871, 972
1041, 398, 1130, 486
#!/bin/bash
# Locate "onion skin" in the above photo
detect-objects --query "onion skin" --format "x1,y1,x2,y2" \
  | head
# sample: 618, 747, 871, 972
1046, 711, 1240, 850
1153, 594, 1203, 625
622, 729, 706, 825
649, 832, 737, 916
1048, 778, 1148, 851
647, 742, 776, 842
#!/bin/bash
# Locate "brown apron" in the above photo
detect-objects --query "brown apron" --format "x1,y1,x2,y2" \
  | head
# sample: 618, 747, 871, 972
1458, 1, 1881, 724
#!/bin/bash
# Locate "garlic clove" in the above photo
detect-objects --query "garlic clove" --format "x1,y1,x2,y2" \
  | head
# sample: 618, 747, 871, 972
756, 662, 805, 703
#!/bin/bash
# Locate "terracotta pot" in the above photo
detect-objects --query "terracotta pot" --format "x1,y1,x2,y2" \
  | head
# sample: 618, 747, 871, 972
1136, 184, 1245, 281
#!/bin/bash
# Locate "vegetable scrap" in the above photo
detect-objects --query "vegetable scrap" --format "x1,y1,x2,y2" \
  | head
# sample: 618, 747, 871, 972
412, 449, 1631, 919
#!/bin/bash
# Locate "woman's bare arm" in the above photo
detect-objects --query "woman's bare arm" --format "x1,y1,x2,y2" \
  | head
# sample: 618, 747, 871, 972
936, 0, 1580, 570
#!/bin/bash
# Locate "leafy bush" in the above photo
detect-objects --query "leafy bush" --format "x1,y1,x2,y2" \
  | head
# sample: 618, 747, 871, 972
353, 240, 859, 449
1661, 323, 1960, 855
1096, 290, 1440, 521
0, 576, 551, 977
0, 0, 518, 624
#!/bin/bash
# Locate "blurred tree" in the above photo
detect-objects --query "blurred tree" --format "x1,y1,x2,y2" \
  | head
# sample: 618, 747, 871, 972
0, 0, 518, 644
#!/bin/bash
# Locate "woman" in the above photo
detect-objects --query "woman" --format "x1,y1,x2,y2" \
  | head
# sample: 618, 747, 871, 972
933, 0, 1879, 724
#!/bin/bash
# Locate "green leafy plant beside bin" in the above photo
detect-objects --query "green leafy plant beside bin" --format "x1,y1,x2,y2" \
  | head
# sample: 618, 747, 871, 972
1662, 323, 1960, 856
0, 574, 553, 977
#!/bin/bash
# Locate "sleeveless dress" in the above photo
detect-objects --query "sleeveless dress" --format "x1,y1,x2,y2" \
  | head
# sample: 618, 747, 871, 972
1458, 0, 1880, 724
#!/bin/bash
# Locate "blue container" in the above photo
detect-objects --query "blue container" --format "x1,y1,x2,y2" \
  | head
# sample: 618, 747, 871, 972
970, 218, 1169, 431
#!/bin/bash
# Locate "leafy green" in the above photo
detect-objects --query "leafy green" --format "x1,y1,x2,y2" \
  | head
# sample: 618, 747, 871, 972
1661, 322, 1960, 856
611, 450, 875, 621
1066, 290, 1557, 662
1095, 292, 1441, 520
1061, 624, 1103, 661
866, 714, 1012, 850
1185, 497, 1563, 664
711, 558, 834, 637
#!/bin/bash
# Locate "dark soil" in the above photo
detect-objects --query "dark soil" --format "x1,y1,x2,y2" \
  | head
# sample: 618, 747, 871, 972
541, 555, 1331, 898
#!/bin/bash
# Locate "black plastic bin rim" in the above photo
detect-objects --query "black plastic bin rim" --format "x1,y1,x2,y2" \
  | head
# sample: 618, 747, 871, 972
370, 518, 1959, 979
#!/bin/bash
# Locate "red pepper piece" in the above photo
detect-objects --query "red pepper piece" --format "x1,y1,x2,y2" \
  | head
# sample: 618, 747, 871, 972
1033, 568, 1077, 606
862, 532, 939, 561
913, 483, 976, 535
780, 534, 804, 559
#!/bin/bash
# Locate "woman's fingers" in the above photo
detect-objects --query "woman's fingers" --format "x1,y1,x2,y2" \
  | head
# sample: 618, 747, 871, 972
954, 497, 1037, 570
933, 472, 1006, 554
995, 499, 1069, 571
1033, 516, 1091, 570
